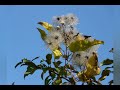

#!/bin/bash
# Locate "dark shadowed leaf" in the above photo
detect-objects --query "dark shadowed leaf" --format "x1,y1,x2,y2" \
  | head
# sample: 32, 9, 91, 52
32, 56, 40, 61
66, 64, 74, 70
24, 66, 37, 79
105, 66, 113, 70
109, 48, 114, 53
41, 72, 44, 80
109, 80, 113, 85
49, 70, 56, 80
53, 61, 62, 68
100, 59, 113, 66
99, 70, 111, 81
45, 76, 51, 85
46, 54, 52, 60
12, 82, 15, 85
15, 62, 23, 68
69, 77, 75, 85
46, 54, 52, 65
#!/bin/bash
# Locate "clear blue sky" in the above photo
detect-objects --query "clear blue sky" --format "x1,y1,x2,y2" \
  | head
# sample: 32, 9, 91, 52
0, 5, 119, 85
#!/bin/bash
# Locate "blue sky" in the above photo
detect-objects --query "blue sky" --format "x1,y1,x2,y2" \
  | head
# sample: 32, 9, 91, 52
0, 5, 118, 85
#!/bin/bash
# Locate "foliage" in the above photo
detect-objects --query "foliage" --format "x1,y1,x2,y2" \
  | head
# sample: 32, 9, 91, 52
15, 13, 113, 85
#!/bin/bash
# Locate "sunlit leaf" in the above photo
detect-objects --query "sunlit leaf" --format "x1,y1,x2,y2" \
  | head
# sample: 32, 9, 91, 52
100, 59, 113, 66
69, 39, 104, 52
37, 28, 47, 40
53, 49, 62, 59
38, 22, 53, 31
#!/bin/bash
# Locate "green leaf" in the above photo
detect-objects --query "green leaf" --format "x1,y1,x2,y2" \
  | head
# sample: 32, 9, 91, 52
46, 54, 52, 64
66, 64, 74, 70
46, 54, 52, 60
105, 66, 113, 70
37, 28, 47, 40
45, 76, 51, 85
49, 70, 56, 80
69, 77, 75, 85
56, 68, 60, 73
43, 67, 48, 73
100, 59, 113, 66
41, 72, 44, 80
53, 61, 62, 68
15, 62, 23, 68
32, 56, 39, 61
24, 66, 37, 79
22, 58, 30, 63
53, 78, 62, 85
40, 59, 45, 63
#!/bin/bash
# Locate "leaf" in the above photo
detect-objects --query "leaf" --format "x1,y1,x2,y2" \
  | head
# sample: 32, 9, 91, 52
12, 82, 15, 85
56, 68, 60, 73
24, 66, 37, 79
41, 72, 44, 80
77, 53, 100, 81
53, 61, 62, 68
105, 66, 113, 70
50, 72, 56, 80
69, 77, 75, 85
46, 54, 52, 60
98, 69, 111, 81
46, 54, 52, 64
69, 39, 104, 52
43, 67, 49, 73
32, 56, 40, 61
45, 76, 51, 85
109, 48, 114, 53
38, 22, 53, 31
53, 78, 62, 85
22, 58, 31, 63
40, 59, 45, 63
53, 49, 62, 59
66, 64, 74, 70
37, 28, 47, 40
15, 62, 23, 68
100, 59, 113, 66
109, 80, 113, 85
